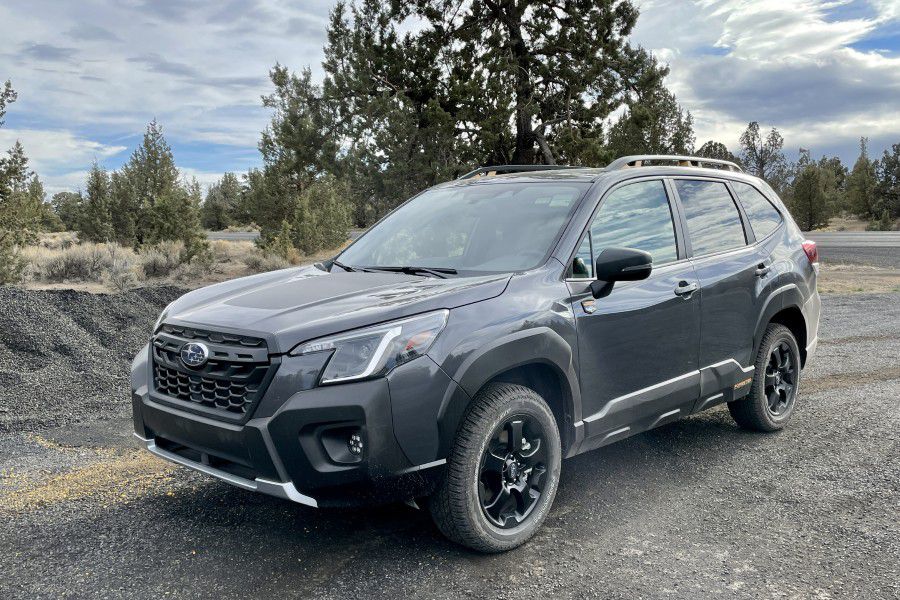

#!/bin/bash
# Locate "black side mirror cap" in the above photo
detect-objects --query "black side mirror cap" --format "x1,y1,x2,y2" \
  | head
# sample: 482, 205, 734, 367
589, 247, 653, 298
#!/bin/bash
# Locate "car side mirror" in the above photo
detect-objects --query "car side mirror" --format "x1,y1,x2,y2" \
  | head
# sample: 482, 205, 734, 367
589, 247, 653, 299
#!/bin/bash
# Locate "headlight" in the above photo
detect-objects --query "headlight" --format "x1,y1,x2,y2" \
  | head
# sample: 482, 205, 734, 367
291, 310, 449, 384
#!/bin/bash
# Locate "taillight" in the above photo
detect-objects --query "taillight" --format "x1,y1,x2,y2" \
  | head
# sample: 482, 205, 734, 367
802, 240, 818, 265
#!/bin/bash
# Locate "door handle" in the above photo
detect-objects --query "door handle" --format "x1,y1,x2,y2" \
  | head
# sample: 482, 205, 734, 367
674, 281, 699, 297
755, 262, 771, 277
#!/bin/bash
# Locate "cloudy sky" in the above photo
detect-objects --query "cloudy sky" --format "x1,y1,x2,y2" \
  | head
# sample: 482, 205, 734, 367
1, 0, 898, 194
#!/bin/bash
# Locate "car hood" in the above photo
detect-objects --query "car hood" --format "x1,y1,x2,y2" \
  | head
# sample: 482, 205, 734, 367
161, 266, 511, 353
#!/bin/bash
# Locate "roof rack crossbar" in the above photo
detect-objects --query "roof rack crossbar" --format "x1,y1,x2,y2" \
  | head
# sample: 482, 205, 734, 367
457, 164, 582, 180
605, 155, 743, 173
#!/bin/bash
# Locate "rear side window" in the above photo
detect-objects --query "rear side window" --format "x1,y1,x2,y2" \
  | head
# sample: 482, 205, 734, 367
675, 180, 746, 257
731, 181, 783, 239
589, 180, 678, 266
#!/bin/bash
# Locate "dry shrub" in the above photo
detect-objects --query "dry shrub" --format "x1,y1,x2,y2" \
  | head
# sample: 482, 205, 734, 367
210, 239, 255, 263
243, 250, 292, 273
40, 243, 114, 282
29, 242, 138, 288
103, 253, 137, 292
138, 241, 185, 278
170, 250, 219, 283
37, 231, 79, 251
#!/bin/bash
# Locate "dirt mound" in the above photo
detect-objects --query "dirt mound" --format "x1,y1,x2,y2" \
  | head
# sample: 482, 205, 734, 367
0, 285, 187, 433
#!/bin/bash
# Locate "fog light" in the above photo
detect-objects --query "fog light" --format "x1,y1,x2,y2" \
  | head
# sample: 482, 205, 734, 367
348, 433, 363, 455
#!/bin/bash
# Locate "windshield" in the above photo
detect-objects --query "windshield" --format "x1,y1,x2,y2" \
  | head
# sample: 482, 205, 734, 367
337, 182, 589, 273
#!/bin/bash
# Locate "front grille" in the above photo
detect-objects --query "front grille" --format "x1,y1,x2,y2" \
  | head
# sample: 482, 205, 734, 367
151, 325, 275, 419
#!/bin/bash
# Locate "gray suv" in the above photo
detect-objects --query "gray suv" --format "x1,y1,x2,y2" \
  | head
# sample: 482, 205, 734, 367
131, 155, 821, 552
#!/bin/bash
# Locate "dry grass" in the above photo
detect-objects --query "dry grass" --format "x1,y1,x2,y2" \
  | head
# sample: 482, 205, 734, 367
0, 449, 176, 513
23, 242, 137, 283
817, 263, 900, 294
817, 216, 869, 232
35, 231, 79, 250
17, 235, 361, 293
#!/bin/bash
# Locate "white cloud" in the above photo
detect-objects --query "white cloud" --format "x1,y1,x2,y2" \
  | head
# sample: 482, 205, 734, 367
632, 0, 900, 162
0, 128, 125, 168
178, 168, 226, 189
0, 0, 332, 148
0, 128, 126, 194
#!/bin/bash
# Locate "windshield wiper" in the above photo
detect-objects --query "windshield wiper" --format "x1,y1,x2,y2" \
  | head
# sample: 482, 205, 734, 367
365, 266, 458, 279
332, 259, 359, 272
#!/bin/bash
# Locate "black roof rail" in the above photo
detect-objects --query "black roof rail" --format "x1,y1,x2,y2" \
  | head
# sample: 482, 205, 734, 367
605, 155, 743, 173
457, 164, 583, 180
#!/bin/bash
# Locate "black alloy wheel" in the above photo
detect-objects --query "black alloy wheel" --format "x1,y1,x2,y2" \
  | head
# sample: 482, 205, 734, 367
429, 382, 561, 552
765, 340, 797, 416
478, 416, 548, 529
729, 323, 801, 432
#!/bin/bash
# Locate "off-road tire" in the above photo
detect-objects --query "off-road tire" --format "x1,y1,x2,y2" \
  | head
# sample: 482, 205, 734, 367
729, 323, 801, 432
429, 383, 562, 553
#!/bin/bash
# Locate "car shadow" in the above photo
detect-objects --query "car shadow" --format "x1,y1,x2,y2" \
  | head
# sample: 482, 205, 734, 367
142, 406, 764, 564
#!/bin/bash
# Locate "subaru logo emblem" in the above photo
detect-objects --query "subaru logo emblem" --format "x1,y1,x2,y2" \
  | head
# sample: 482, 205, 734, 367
180, 342, 209, 368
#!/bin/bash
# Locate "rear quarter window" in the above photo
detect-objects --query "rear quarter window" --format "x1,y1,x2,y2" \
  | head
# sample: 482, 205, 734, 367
674, 179, 747, 257
731, 181, 783, 239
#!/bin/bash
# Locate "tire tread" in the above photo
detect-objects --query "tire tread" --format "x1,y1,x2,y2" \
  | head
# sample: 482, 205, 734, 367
729, 323, 798, 432
429, 382, 558, 552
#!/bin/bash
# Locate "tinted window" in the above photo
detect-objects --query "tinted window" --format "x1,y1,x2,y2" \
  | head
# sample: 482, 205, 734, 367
338, 183, 588, 273
588, 180, 678, 265
675, 180, 746, 256
732, 181, 783, 239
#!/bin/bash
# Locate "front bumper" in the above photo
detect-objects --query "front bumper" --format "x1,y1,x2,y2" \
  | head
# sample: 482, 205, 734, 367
132, 344, 462, 507
135, 432, 318, 507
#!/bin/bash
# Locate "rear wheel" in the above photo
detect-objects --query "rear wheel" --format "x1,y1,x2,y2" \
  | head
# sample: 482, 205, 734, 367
729, 323, 801, 431
429, 383, 561, 553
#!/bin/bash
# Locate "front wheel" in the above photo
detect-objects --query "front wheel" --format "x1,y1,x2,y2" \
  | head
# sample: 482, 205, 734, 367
729, 323, 801, 432
429, 383, 562, 553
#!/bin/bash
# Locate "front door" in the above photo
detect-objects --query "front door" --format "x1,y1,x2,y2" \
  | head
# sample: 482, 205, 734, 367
568, 179, 701, 448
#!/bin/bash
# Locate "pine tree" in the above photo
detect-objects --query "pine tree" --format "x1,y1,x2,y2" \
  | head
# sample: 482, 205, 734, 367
739, 122, 789, 192
78, 162, 115, 242
292, 176, 352, 255
310, 0, 684, 224
817, 156, 849, 215
51, 191, 84, 231
0, 82, 42, 283
846, 137, 878, 219
607, 86, 694, 158
201, 172, 242, 230
109, 171, 137, 246
115, 120, 206, 254
875, 143, 900, 220
790, 163, 829, 231
696, 141, 740, 165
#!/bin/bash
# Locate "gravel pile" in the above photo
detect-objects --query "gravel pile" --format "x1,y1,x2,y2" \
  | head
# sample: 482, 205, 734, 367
0, 285, 186, 433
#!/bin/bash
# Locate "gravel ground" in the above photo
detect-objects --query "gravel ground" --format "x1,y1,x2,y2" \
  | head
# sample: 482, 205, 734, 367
0, 285, 185, 433
1, 290, 898, 599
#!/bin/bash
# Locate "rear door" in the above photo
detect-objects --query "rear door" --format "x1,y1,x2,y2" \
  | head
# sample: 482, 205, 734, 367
670, 177, 765, 403
568, 178, 701, 447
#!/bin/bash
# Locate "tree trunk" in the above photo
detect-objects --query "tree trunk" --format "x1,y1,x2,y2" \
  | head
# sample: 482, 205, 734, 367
534, 128, 556, 165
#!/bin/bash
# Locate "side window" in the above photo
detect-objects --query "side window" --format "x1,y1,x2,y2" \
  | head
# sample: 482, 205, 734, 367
731, 181, 783, 239
589, 180, 678, 266
675, 180, 746, 256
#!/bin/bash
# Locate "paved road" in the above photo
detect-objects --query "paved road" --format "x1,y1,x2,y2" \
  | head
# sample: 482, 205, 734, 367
803, 232, 900, 269
208, 229, 366, 242
2, 292, 898, 599
804, 231, 900, 247
206, 230, 259, 241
